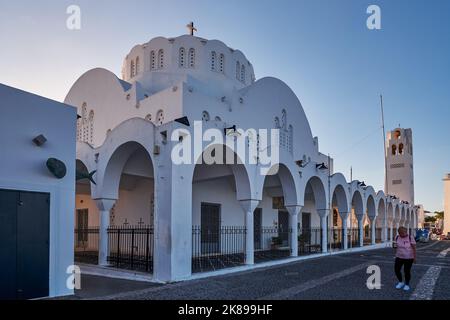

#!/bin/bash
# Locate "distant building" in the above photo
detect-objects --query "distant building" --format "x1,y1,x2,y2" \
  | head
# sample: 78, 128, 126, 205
386, 128, 414, 204
444, 174, 450, 234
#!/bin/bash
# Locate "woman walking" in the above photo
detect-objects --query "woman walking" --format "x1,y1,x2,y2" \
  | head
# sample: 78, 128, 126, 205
393, 226, 416, 291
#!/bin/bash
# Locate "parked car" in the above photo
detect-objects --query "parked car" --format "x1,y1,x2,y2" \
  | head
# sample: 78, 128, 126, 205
415, 229, 430, 243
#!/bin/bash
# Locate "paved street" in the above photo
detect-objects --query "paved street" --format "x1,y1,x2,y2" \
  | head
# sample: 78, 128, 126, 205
72, 241, 450, 300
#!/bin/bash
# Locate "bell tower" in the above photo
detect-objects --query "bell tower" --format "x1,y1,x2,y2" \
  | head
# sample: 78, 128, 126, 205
386, 128, 414, 203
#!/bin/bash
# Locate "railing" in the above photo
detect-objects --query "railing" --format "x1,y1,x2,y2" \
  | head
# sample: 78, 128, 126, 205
375, 228, 383, 243
298, 227, 322, 254
347, 228, 360, 248
192, 226, 246, 273
363, 226, 371, 245
107, 225, 154, 273
74, 228, 99, 264
329, 228, 343, 250
253, 227, 292, 262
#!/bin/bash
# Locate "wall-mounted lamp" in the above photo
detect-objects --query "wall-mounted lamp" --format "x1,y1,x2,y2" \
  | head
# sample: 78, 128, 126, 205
316, 162, 328, 170
32, 134, 47, 147
296, 160, 310, 168
174, 116, 190, 127
224, 125, 241, 137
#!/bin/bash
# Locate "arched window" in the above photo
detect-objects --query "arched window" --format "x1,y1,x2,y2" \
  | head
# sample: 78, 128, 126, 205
130, 60, 135, 78
240, 64, 246, 83
281, 109, 287, 129
399, 143, 404, 155
150, 51, 156, 70
236, 61, 240, 80
288, 125, 293, 154
158, 49, 164, 69
88, 110, 94, 145
135, 56, 140, 74
188, 48, 195, 68
274, 117, 280, 128
219, 54, 225, 73
81, 103, 88, 142
392, 144, 397, 155
179, 47, 186, 67
211, 51, 216, 71
202, 111, 210, 122
156, 110, 164, 125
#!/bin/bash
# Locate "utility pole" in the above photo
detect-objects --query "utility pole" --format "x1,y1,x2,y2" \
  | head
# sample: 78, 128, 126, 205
381, 94, 388, 196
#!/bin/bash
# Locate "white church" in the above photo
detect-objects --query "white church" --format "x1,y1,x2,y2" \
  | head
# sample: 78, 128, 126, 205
66, 26, 420, 282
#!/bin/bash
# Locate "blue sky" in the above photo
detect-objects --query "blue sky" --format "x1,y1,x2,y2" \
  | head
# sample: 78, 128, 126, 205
0, 0, 449, 211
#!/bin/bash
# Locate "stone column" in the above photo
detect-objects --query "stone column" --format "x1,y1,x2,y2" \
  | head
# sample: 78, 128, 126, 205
371, 218, 376, 245
317, 209, 329, 253
286, 205, 302, 257
239, 200, 260, 265
357, 216, 364, 247
383, 216, 388, 243
94, 199, 116, 266
340, 212, 349, 250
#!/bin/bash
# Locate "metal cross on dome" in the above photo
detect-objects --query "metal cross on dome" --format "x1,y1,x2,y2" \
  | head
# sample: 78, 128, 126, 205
186, 22, 197, 36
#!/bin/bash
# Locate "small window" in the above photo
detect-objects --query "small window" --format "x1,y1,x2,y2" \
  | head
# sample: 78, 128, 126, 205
156, 110, 164, 125
399, 143, 404, 154
158, 49, 164, 69
189, 48, 195, 68
145, 114, 152, 122
202, 111, 210, 122
179, 47, 186, 67
219, 54, 225, 73
150, 51, 156, 70
211, 51, 216, 71
274, 117, 280, 128
136, 56, 140, 74
214, 116, 222, 122
240, 65, 246, 83
392, 144, 397, 155
236, 61, 240, 80
281, 109, 287, 129
130, 60, 135, 78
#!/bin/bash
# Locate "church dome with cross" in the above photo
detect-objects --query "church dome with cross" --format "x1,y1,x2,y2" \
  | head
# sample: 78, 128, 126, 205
121, 23, 255, 96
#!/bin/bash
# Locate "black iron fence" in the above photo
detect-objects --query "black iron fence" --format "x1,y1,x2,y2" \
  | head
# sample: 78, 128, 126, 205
298, 227, 322, 254
74, 228, 99, 264
363, 226, 371, 245
253, 227, 292, 262
192, 226, 246, 273
375, 228, 383, 243
329, 228, 343, 250
347, 228, 360, 248
107, 225, 154, 273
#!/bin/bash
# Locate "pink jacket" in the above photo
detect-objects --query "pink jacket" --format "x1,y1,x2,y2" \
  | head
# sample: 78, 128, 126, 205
395, 234, 416, 259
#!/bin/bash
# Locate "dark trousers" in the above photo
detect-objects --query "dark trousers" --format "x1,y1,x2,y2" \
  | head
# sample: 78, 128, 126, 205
395, 257, 414, 285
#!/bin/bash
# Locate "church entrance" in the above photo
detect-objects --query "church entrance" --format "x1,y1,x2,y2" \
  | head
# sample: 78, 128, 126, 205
200, 203, 221, 254
191, 145, 249, 273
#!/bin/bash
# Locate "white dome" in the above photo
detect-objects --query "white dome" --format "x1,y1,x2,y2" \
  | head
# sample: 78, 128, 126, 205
121, 35, 256, 95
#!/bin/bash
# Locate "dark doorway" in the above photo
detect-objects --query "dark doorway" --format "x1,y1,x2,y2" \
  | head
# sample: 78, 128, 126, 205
201, 203, 221, 254
0, 189, 50, 300
76, 209, 88, 243
278, 210, 289, 246
254, 208, 262, 250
